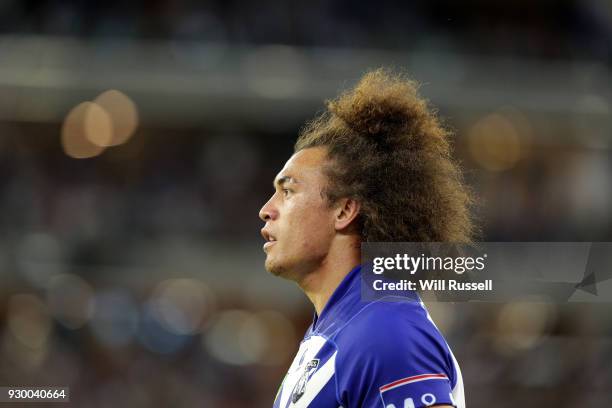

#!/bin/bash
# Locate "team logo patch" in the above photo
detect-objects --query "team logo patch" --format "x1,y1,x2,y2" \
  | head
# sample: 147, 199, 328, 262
290, 359, 319, 403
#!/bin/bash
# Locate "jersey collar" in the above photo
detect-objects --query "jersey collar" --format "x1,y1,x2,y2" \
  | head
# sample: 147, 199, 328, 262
311, 264, 362, 331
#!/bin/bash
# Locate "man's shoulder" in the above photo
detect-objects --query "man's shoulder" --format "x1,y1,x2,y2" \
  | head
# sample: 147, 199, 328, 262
334, 298, 443, 352
331, 299, 459, 398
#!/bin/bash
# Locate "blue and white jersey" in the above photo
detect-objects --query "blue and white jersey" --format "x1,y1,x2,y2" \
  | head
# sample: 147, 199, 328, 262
273, 265, 465, 408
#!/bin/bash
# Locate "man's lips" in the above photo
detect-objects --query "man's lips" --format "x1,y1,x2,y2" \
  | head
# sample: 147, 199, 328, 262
263, 240, 277, 251
261, 228, 277, 251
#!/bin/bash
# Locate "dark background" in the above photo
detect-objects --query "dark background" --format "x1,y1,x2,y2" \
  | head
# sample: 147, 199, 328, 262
0, 1, 611, 406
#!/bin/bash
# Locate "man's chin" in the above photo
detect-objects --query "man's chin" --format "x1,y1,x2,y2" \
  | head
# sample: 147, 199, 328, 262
265, 259, 284, 276
265, 258, 294, 280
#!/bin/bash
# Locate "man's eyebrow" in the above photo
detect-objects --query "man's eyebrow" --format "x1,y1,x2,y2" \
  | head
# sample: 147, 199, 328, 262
274, 176, 298, 189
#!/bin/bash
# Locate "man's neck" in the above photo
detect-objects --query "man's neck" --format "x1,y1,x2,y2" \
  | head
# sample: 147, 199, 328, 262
298, 237, 360, 316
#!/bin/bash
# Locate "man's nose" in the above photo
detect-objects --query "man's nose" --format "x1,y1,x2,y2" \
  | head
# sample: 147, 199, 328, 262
259, 198, 277, 222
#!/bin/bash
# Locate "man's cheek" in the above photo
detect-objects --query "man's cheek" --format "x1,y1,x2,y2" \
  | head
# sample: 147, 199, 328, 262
302, 224, 332, 253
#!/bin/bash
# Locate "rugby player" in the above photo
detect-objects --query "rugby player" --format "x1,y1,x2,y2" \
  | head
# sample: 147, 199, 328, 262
259, 69, 473, 408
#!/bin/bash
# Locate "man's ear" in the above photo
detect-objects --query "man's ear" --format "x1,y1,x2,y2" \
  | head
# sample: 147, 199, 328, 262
334, 198, 361, 231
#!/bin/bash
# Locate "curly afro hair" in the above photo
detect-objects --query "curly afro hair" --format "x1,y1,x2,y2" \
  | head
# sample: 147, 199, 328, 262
295, 69, 475, 243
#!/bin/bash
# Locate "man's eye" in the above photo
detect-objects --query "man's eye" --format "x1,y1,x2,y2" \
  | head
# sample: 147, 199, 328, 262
282, 188, 291, 196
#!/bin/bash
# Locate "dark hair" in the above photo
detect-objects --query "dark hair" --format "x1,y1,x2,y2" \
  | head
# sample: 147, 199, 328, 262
295, 69, 474, 243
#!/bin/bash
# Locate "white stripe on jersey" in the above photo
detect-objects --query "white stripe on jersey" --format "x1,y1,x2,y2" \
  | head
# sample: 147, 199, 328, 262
289, 351, 337, 408
278, 336, 329, 408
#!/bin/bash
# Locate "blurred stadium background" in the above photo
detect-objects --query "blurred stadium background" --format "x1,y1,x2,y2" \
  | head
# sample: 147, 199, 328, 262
0, 0, 611, 407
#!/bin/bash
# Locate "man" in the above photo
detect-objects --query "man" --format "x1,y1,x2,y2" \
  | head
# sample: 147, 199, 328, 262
259, 69, 473, 408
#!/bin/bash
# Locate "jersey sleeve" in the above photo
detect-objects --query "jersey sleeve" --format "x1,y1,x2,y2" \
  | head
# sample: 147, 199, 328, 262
335, 303, 459, 408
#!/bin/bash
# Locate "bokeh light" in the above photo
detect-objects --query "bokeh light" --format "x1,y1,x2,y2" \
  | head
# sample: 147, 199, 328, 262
7, 294, 53, 350
203, 309, 295, 366
46, 273, 95, 329
16, 232, 66, 288
93, 90, 139, 147
137, 301, 192, 355
468, 112, 523, 172
90, 289, 140, 348
4, 294, 52, 369
247, 310, 296, 365
495, 299, 557, 355
61, 101, 111, 158
204, 309, 263, 365
149, 278, 215, 335
423, 301, 457, 336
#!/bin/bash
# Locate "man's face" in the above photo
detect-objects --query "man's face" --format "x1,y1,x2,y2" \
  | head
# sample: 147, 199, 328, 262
259, 147, 337, 280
